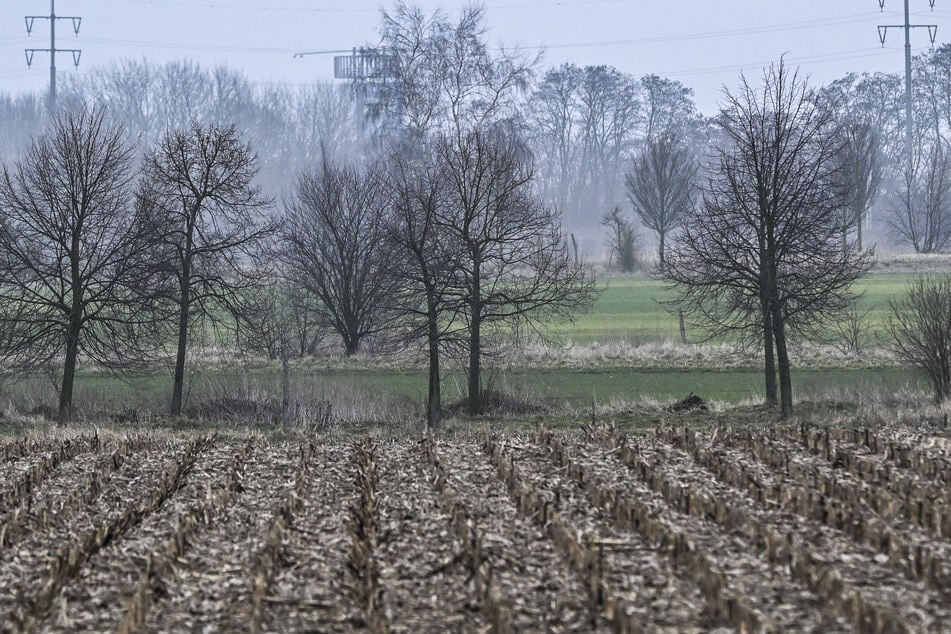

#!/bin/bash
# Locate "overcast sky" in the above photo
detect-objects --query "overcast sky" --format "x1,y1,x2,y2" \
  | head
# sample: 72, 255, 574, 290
0, 0, 948, 114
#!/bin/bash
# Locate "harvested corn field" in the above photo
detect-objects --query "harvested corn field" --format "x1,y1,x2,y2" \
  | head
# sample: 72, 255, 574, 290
0, 425, 949, 632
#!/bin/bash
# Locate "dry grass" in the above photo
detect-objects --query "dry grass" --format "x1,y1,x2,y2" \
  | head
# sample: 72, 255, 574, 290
508, 338, 898, 369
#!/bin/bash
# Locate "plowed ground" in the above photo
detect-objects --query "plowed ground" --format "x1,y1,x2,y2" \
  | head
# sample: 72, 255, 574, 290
0, 424, 948, 633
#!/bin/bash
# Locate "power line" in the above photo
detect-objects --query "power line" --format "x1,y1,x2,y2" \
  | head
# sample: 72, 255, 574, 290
530, 11, 895, 51
655, 47, 900, 79
117, 0, 627, 12
24, 0, 82, 113
82, 36, 304, 55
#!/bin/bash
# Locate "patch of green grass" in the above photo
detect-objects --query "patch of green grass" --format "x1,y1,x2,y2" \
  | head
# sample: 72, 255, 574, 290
545, 271, 921, 345
475, 365, 924, 406
7, 364, 922, 422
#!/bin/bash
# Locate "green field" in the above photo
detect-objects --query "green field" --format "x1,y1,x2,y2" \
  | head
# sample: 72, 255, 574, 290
548, 272, 918, 345
7, 363, 923, 424
0, 268, 936, 423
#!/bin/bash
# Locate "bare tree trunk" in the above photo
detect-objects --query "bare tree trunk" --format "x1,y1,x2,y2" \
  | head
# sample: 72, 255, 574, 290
425, 291, 441, 429
171, 281, 190, 417
468, 268, 482, 415
658, 232, 666, 269
58, 317, 82, 424
427, 331, 441, 430
770, 299, 793, 417
761, 301, 777, 406
857, 214, 863, 251
281, 354, 290, 432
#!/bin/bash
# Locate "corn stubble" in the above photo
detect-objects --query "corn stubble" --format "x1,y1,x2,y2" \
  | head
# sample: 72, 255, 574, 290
0, 423, 947, 632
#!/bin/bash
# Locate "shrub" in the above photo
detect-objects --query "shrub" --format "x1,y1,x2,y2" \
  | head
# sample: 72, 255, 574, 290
887, 275, 951, 402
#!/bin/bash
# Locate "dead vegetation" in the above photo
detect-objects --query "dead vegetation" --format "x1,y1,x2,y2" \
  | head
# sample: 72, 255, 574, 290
0, 424, 948, 631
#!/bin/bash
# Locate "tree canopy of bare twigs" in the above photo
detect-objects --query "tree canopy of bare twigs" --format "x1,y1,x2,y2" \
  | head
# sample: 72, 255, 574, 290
137, 122, 275, 416
374, 2, 535, 140
666, 62, 870, 417
890, 142, 951, 254
625, 134, 697, 267
437, 128, 596, 414
887, 275, 951, 402
282, 157, 400, 357
0, 107, 162, 422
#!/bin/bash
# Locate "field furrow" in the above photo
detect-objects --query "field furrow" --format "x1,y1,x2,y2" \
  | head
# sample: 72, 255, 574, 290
483, 434, 723, 632
717, 429, 951, 539
263, 441, 361, 633
525, 430, 851, 633
373, 439, 486, 632
658, 428, 951, 595
0, 434, 101, 517
141, 442, 301, 632
40, 438, 255, 632
1, 436, 206, 632
778, 427, 951, 486
425, 437, 608, 633
587, 427, 950, 632
0, 434, 165, 549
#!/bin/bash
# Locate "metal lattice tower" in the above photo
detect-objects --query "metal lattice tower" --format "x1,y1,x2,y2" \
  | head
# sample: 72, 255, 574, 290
878, 0, 938, 175
25, 0, 82, 114
295, 46, 400, 139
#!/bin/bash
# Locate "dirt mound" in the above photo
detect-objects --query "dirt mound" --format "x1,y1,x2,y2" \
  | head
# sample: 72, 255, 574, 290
667, 393, 707, 412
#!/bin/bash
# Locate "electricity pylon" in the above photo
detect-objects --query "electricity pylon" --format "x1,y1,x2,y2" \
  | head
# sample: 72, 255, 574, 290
25, 0, 82, 114
878, 0, 938, 175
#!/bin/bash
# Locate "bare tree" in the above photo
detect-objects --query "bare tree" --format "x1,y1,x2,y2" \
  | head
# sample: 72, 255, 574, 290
887, 275, 951, 402
666, 62, 870, 417
0, 108, 161, 422
527, 64, 582, 214
437, 129, 596, 414
282, 157, 400, 356
639, 74, 700, 143
138, 122, 275, 416
573, 66, 641, 218
375, 2, 535, 140
385, 148, 463, 428
835, 121, 883, 251
890, 142, 951, 253
625, 134, 697, 267
602, 205, 640, 272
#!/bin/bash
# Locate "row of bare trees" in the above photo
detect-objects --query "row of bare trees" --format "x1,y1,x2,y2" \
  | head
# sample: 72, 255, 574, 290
0, 109, 274, 423
281, 129, 594, 426
0, 105, 593, 427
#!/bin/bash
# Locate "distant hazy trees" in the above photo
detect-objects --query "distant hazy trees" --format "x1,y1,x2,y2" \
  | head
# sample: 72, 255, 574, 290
375, 2, 534, 140
137, 122, 275, 416
527, 64, 702, 227
890, 142, 951, 253
602, 206, 640, 273
667, 63, 870, 417
625, 134, 697, 267
835, 122, 883, 251
0, 109, 161, 422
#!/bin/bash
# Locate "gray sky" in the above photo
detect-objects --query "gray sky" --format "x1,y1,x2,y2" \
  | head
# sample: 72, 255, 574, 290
0, 0, 948, 114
